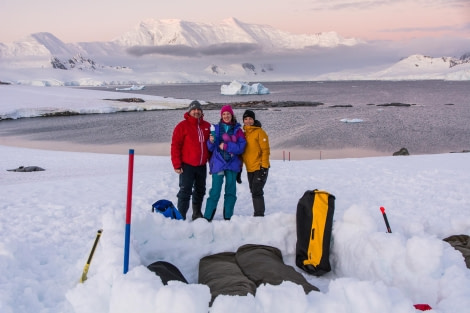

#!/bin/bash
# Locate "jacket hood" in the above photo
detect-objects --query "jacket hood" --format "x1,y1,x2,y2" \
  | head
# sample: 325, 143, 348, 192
184, 111, 205, 123
243, 120, 262, 131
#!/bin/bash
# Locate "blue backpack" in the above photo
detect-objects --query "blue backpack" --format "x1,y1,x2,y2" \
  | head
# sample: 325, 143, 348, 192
152, 200, 183, 220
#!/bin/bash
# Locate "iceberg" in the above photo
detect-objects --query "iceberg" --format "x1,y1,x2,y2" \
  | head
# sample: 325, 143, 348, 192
340, 118, 363, 123
116, 85, 145, 91
221, 80, 270, 95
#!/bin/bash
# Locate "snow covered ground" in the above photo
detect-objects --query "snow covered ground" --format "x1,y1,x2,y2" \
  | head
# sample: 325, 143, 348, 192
1, 85, 470, 313
0, 84, 194, 120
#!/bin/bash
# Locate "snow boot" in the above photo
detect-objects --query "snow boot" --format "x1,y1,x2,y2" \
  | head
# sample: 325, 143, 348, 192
192, 203, 203, 220
253, 197, 265, 217
177, 198, 190, 220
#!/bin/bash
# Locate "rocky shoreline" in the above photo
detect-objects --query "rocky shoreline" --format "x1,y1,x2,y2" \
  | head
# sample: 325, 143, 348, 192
0, 99, 422, 121
110, 98, 422, 110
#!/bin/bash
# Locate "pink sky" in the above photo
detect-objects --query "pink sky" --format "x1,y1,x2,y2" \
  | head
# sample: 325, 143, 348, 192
0, 0, 468, 43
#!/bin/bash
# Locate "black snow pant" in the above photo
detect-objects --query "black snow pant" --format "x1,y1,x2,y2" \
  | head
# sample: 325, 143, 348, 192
247, 168, 268, 217
177, 163, 207, 220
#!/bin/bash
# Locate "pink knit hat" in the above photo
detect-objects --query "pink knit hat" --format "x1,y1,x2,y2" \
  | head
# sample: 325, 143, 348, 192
220, 105, 234, 116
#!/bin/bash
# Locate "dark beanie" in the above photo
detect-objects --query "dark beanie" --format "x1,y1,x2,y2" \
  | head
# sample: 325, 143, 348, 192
188, 100, 202, 112
243, 110, 255, 120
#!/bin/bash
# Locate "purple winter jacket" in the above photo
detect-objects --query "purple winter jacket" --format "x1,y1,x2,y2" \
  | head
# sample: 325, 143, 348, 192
207, 122, 246, 174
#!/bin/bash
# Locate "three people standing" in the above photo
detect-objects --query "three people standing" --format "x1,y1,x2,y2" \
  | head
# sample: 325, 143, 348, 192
171, 103, 270, 221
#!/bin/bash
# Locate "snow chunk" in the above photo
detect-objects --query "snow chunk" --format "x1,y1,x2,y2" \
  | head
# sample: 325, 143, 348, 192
221, 80, 270, 95
340, 118, 363, 123
116, 85, 145, 91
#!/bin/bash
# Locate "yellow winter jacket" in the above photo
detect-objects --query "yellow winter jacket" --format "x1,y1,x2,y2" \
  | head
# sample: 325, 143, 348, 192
242, 124, 270, 172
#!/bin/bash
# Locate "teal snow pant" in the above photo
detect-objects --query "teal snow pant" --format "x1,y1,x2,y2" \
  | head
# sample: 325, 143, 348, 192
204, 170, 238, 221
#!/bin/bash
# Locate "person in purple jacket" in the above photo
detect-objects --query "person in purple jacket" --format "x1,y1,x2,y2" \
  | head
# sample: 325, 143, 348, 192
204, 105, 246, 221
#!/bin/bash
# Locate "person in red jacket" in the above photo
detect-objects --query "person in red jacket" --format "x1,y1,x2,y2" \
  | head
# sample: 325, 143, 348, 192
171, 100, 211, 220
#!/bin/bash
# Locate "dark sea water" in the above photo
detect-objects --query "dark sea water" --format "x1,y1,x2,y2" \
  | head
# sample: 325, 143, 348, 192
1, 81, 469, 159
91, 80, 470, 106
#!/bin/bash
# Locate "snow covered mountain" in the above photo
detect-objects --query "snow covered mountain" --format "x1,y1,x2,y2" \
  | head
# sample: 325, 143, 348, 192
1, 18, 360, 60
0, 17, 469, 85
376, 54, 470, 80
115, 18, 360, 51
316, 54, 470, 81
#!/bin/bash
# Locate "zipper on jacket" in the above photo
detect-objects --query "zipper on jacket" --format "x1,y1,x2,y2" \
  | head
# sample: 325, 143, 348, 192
197, 120, 204, 165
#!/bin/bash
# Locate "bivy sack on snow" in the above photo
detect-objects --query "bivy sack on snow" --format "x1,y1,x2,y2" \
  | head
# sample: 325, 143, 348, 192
199, 244, 319, 305
199, 252, 257, 305
152, 199, 183, 220
235, 244, 319, 293
296, 189, 335, 276
147, 261, 188, 285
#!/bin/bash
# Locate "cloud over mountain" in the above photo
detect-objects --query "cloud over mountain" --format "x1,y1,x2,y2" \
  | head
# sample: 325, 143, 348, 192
126, 43, 261, 57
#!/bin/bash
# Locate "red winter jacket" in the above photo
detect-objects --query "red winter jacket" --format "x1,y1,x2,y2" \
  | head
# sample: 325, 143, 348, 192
171, 112, 211, 169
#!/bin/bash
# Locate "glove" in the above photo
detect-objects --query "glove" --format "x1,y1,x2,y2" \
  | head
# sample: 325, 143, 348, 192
222, 133, 237, 142
222, 133, 231, 142
256, 167, 268, 182
260, 167, 268, 178
236, 171, 242, 184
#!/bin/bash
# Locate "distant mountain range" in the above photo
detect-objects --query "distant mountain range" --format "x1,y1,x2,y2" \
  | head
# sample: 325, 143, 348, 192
0, 18, 469, 85
316, 54, 470, 81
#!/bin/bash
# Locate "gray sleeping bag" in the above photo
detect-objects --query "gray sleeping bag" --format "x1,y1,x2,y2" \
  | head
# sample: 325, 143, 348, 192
199, 252, 256, 304
235, 244, 319, 293
199, 244, 319, 305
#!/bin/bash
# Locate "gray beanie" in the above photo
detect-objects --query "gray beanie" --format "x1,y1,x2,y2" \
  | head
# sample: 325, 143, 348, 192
188, 100, 202, 112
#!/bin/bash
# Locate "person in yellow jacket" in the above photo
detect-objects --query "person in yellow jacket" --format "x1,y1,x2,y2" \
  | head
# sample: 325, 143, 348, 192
241, 110, 270, 216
